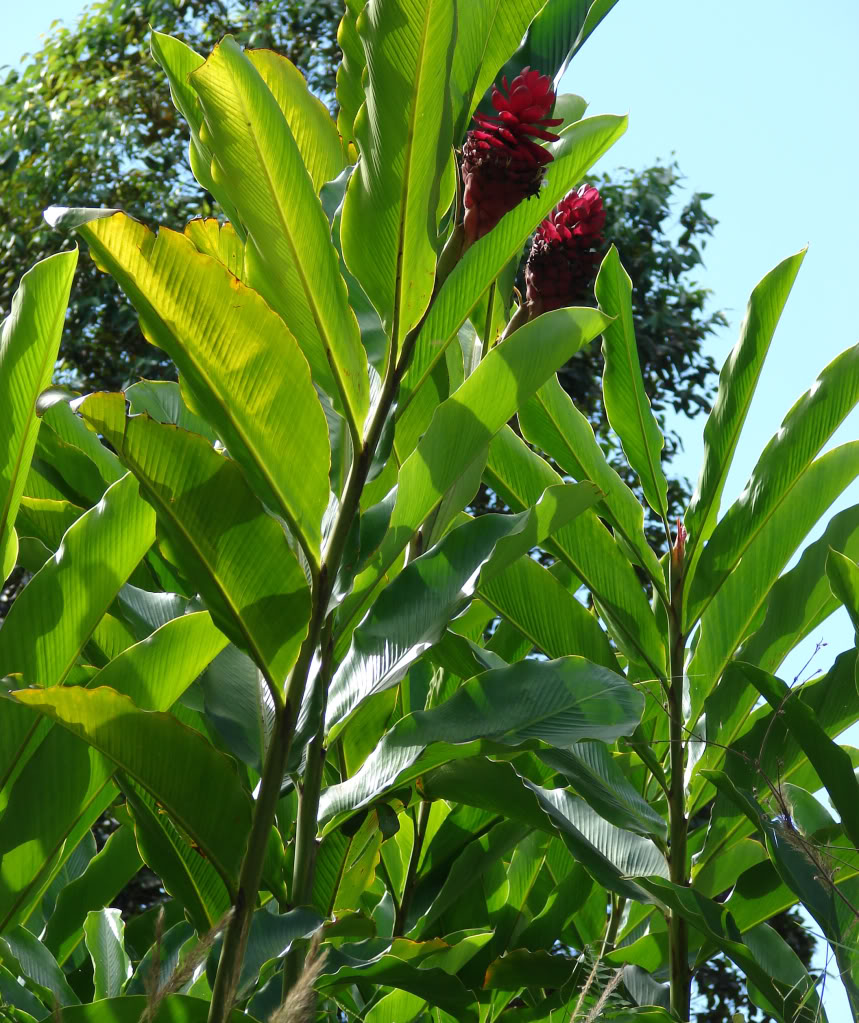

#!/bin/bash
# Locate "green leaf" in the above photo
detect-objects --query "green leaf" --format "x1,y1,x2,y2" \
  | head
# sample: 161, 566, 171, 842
327, 485, 599, 734
484, 948, 578, 990
12, 685, 252, 893
364, 990, 427, 1023
494, 0, 621, 88
190, 37, 368, 435
40, 994, 253, 1023
419, 758, 552, 834
0, 472, 155, 686
0, 250, 77, 584
15, 496, 84, 551
413, 819, 529, 940
83, 909, 131, 999
741, 661, 859, 850
633, 878, 819, 1023
246, 49, 346, 191
694, 648, 859, 879
224, 906, 322, 1001
320, 656, 643, 826
519, 375, 665, 591
828, 548, 859, 635
518, 776, 667, 902
123, 778, 230, 933
44, 825, 141, 965
687, 443, 859, 722
57, 209, 331, 567
125, 380, 217, 442
184, 218, 246, 281
539, 742, 667, 839
338, 307, 611, 647
596, 245, 668, 518
692, 505, 859, 808
687, 341, 859, 625
684, 250, 806, 559
448, 0, 547, 142
334, 0, 366, 151
82, 399, 311, 689
199, 645, 274, 773
0, 926, 80, 1007
740, 503, 859, 676
0, 963, 46, 1017
399, 115, 627, 429
485, 423, 666, 673
312, 809, 388, 916
40, 399, 125, 499
340, 0, 456, 351
477, 554, 618, 669
149, 32, 245, 233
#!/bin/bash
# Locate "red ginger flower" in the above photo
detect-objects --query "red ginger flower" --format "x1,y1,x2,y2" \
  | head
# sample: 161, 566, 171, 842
461, 67, 563, 245
525, 184, 606, 314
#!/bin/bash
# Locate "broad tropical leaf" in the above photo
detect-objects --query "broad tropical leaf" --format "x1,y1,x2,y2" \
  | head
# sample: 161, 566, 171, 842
742, 661, 859, 850
519, 375, 665, 590
337, 307, 610, 648
12, 686, 253, 893
320, 656, 642, 826
341, 0, 456, 352
485, 424, 666, 673
246, 49, 347, 191
50, 209, 331, 565
448, 0, 547, 142
83, 909, 131, 999
150, 31, 245, 232
687, 341, 859, 625
0, 250, 77, 583
44, 826, 141, 965
334, 0, 366, 151
596, 245, 668, 518
684, 251, 805, 561
493, 0, 621, 90
0, 925, 80, 1007
81, 398, 311, 690
123, 779, 231, 933
190, 37, 369, 435
0, 472, 155, 686
328, 484, 599, 733
479, 553, 618, 668
687, 442, 859, 722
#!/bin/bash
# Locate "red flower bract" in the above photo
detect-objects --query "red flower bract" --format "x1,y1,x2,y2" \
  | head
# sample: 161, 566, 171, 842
461, 68, 563, 245
525, 184, 606, 314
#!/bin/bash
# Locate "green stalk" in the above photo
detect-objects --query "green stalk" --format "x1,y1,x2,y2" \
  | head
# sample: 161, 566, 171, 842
275, 227, 469, 1003
666, 549, 690, 1020
394, 799, 431, 936
207, 705, 297, 1023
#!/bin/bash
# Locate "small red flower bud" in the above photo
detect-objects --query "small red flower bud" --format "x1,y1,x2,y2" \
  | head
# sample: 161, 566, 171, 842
461, 67, 563, 245
671, 519, 688, 569
524, 184, 606, 314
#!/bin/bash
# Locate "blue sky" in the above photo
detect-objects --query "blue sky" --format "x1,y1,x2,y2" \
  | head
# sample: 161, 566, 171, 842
3, 2, 858, 1016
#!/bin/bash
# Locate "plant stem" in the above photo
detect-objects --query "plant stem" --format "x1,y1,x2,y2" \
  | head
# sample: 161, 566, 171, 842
394, 799, 431, 936
666, 578, 690, 1020
209, 220, 471, 1023
482, 280, 496, 356
207, 707, 295, 1023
